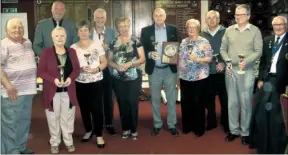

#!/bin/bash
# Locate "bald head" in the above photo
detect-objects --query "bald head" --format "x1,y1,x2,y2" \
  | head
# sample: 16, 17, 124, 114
153, 8, 166, 28
6, 18, 24, 41
51, 1, 65, 21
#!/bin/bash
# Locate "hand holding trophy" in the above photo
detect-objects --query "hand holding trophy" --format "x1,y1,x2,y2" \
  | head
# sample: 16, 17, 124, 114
84, 51, 92, 73
237, 53, 245, 74
151, 41, 159, 60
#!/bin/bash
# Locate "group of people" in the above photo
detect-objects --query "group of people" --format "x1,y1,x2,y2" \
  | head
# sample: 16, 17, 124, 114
1, 0, 287, 154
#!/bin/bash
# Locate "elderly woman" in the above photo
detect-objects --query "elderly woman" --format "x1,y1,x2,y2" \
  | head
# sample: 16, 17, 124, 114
71, 20, 107, 148
38, 27, 80, 154
178, 19, 213, 137
1, 18, 37, 154
108, 17, 145, 140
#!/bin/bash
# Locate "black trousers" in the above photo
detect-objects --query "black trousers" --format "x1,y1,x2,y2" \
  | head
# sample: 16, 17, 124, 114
76, 81, 103, 136
180, 78, 208, 135
102, 68, 114, 126
206, 74, 229, 130
112, 77, 141, 133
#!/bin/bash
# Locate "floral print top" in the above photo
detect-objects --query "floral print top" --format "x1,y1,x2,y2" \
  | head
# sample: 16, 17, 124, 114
109, 36, 142, 81
178, 37, 213, 81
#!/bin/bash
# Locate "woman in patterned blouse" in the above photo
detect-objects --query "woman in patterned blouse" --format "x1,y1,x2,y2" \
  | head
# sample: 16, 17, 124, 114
178, 19, 213, 137
71, 20, 107, 148
108, 17, 145, 140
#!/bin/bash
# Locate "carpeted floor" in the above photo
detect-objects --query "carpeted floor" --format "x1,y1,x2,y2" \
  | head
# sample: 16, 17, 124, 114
27, 93, 255, 154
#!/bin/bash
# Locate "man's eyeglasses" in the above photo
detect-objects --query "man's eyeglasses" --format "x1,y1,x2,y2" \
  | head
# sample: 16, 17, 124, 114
272, 24, 286, 27
234, 14, 249, 17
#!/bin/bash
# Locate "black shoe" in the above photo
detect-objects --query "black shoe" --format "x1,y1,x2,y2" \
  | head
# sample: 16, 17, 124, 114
195, 132, 205, 137
20, 148, 34, 154
106, 126, 116, 136
182, 130, 192, 134
241, 136, 249, 145
223, 127, 230, 134
225, 133, 239, 142
169, 128, 179, 136
150, 128, 161, 136
97, 143, 105, 149
205, 124, 217, 131
81, 132, 93, 143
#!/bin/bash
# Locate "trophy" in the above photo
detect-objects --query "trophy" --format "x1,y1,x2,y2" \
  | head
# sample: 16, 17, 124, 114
152, 41, 159, 59
187, 43, 193, 54
58, 65, 65, 87
84, 53, 91, 66
213, 53, 219, 64
237, 53, 245, 74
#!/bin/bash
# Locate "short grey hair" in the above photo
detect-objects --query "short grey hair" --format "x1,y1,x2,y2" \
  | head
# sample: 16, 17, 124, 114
76, 19, 92, 32
6, 18, 23, 32
51, 26, 67, 38
206, 10, 220, 19
236, 4, 251, 15
272, 16, 288, 27
186, 19, 201, 32
94, 8, 106, 17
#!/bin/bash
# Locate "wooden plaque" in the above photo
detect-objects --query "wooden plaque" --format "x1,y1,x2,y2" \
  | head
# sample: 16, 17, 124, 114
161, 42, 179, 64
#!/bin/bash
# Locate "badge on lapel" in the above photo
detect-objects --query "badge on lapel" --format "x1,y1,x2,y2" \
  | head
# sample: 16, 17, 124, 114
150, 36, 155, 41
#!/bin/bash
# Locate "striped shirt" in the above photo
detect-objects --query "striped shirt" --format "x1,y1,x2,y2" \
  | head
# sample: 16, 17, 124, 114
1, 38, 37, 98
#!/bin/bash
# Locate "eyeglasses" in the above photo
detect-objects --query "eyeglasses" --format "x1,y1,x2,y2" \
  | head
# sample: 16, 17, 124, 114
207, 17, 219, 20
272, 24, 286, 27
186, 27, 197, 30
234, 14, 249, 17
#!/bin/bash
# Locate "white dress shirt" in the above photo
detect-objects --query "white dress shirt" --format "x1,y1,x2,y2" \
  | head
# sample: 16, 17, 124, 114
270, 33, 286, 73
93, 27, 105, 45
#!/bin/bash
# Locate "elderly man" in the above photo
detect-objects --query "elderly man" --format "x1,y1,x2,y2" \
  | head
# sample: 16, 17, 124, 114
220, 4, 263, 145
249, 16, 288, 154
1, 18, 37, 154
33, 0, 77, 56
200, 10, 229, 133
140, 8, 179, 136
89, 8, 116, 135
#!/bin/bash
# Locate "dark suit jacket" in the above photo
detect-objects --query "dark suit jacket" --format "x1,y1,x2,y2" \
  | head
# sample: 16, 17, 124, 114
258, 32, 288, 94
140, 23, 179, 75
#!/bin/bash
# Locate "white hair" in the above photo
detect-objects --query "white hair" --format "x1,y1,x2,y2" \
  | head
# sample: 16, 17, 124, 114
206, 10, 220, 19
6, 17, 23, 32
94, 8, 106, 17
186, 18, 201, 31
272, 16, 288, 27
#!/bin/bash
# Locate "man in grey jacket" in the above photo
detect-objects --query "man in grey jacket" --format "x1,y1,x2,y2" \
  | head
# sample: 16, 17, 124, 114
89, 8, 116, 135
200, 10, 229, 134
220, 4, 263, 145
33, 0, 77, 56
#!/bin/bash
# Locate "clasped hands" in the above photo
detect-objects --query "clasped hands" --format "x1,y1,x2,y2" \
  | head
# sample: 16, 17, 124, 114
117, 62, 133, 72
54, 77, 71, 87
82, 66, 100, 73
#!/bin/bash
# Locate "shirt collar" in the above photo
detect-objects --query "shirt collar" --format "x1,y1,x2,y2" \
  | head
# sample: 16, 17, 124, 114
94, 26, 106, 35
52, 18, 63, 27
234, 23, 251, 31
155, 24, 166, 30
207, 25, 221, 35
275, 32, 286, 42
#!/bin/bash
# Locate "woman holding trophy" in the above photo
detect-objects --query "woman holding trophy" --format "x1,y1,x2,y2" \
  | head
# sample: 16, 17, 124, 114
108, 17, 145, 140
70, 20, 107, 148
178, 19, 213, 137
38, 27, 80, 153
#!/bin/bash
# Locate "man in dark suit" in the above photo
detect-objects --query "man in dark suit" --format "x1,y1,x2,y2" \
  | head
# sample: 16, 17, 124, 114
249, 16, 288, 154
140, 8, 179, 136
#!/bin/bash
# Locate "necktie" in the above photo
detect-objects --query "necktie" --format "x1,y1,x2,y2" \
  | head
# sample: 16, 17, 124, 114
98, 34, 101, 40
275, 37, 280, 45
272, 37, 281, 56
